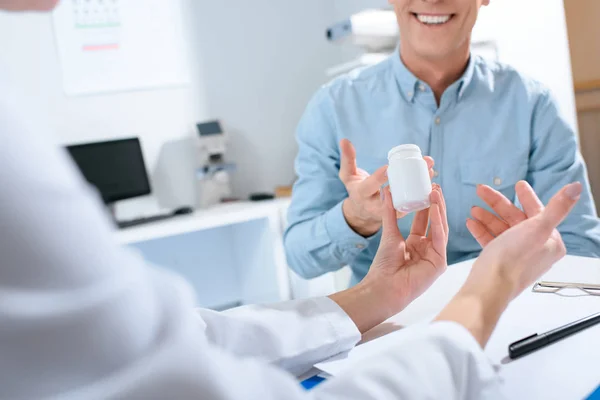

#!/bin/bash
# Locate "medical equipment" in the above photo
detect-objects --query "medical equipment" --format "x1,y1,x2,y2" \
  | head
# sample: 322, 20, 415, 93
325, 9, 398, 77
195, 120, 235, 208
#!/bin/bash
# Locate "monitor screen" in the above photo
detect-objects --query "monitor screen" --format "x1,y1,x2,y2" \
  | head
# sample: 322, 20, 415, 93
197, 121, 223, 136
66, 138, 151, 204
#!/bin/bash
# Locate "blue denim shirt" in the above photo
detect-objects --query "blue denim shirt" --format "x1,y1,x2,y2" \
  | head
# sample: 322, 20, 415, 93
284, 52, 600, 285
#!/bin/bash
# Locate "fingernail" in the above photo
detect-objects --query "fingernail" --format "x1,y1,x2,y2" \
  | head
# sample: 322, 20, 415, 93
565, 182, 582, 199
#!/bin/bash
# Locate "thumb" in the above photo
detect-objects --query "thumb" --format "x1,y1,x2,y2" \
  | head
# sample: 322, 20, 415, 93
535, 182, 582, 236
339, 139, 357, 180
381, 186, 404, 241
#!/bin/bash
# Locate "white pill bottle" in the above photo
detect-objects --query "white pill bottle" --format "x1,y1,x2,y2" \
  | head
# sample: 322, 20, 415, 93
387, 144, 432, 213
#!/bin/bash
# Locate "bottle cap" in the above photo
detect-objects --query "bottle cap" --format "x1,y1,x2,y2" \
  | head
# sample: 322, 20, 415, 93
388, 144, 423, 160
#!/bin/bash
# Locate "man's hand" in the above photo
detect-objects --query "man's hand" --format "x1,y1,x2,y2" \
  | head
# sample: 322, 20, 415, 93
339, 139, 435, 237
436, 181, 582, 347
466, 181, 575, 297
330, 184, 448, 333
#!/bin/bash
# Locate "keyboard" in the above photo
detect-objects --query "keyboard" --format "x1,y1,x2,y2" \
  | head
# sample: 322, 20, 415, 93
116, 214, 175, 229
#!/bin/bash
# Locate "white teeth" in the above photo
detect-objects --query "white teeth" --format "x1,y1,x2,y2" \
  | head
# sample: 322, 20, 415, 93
416, 14, 451, 25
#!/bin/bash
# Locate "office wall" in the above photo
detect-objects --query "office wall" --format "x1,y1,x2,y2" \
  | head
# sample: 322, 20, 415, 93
0, 1, 375, 209
187, 0, 346, 198
0, 4, 209, 218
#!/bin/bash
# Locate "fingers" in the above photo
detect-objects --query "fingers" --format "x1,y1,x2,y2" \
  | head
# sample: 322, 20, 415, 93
477, 184, 526, 226
428, 185, 448, 237
339, 139, 357, 181
424, 156, 435, 180
470, 206, 510, 237
381, 186, 404, 241
410, 207, 430, 237
359, 166, 389, 197
515, 180, 544, 217
436, 185, 449, 236
430, 202, 446, 256
424, 156, 434, 170
466, 218, 495, 247
535, 182, 582, 236
427, 185, 448, 243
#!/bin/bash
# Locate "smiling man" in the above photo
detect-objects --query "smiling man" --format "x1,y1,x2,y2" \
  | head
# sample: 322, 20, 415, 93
284, 0, 600, 284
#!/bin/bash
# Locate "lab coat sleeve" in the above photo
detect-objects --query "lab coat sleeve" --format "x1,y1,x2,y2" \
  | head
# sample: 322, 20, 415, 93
283, 87, 373, 279
315, 322, 506, 400
528, 88, 600, 257
196, 297, 361, 376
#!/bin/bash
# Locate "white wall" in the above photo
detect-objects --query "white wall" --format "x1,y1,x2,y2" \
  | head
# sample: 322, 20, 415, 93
0, 2, 357, 208
187, 0, 345, 198
0, 3, 209, 218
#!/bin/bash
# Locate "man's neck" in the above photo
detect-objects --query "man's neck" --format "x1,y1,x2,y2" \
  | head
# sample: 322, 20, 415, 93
400, 42, 471, 104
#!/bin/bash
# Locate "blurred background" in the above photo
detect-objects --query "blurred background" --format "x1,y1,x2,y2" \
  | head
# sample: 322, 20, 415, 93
0, 0, 594, 309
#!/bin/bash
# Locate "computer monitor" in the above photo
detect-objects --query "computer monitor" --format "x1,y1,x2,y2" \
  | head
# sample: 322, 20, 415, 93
66, 138, 152, 204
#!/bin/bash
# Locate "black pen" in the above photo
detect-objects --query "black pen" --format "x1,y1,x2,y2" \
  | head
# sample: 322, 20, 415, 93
508, 312, 600, 359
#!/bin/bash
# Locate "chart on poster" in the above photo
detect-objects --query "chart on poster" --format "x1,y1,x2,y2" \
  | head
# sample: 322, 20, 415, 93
53, 0, 190, 96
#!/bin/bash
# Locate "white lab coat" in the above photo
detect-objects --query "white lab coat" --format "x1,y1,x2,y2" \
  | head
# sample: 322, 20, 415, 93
0, 76, 505, 399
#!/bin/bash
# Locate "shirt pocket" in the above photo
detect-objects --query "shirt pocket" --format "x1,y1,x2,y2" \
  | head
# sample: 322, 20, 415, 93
455, 160, 528, 237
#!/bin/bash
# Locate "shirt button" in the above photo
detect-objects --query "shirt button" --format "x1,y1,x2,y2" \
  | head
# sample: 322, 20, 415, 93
407, 91, 413, 97
356, 243, 366, 249
419, 84, 426, 92
435, 117, 441, 125
494, 177, 502, 186
433, 170, 439, 178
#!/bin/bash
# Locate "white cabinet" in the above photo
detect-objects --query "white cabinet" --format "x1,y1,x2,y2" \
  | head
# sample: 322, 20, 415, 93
118, 200, 292, 309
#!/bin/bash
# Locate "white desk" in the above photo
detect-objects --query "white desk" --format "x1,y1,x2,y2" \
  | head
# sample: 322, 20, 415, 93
316, 255, 600, 399
117, 199, 293, 309
116, 200, 291, 245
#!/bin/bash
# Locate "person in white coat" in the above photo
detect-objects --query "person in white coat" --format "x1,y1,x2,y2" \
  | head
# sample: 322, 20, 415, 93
0, 1, 584, 399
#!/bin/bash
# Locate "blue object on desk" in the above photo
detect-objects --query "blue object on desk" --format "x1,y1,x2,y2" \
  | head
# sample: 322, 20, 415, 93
301, 376, 326, 390
586, 385, 600, 400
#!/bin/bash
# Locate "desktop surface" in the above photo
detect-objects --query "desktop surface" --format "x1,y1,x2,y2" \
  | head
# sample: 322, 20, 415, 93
314, 255, 600, 399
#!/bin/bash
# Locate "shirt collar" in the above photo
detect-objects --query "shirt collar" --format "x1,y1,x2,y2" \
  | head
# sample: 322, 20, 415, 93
391, 49, 476, 103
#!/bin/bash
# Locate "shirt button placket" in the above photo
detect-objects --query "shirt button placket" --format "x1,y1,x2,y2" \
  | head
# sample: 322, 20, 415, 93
431, 115, 443, 187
